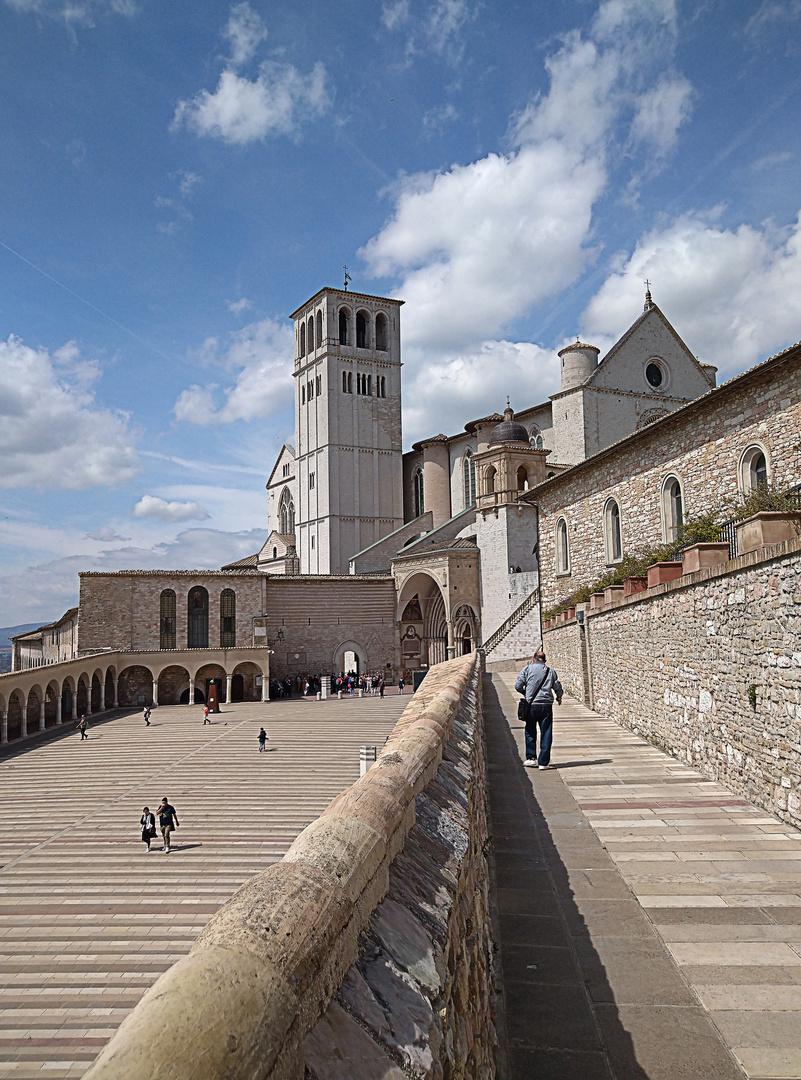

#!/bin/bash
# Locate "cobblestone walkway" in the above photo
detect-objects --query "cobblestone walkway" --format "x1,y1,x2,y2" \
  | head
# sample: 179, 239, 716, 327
488, 671, 801, 1080
0, 696, 406, 1079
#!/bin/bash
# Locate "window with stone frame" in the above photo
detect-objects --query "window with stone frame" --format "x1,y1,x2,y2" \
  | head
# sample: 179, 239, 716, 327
413, 467, 425, 517
299, 322, 306, 357
555, 517, 570, 575
661, 475, 684, 542
375, 312, 388, 351
739, 444, 769, 494
187, 586, 209, 649
463, 451, 476, 508
220, 589, 236, 648
603, 499, 623, 563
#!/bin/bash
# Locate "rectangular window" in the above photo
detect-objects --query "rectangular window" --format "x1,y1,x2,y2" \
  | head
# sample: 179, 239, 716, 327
311, 535, 316, 549
316, 374, 322, 395
308, 381, 313, 400
301, 385, 305, 404
309, 472, 315, 489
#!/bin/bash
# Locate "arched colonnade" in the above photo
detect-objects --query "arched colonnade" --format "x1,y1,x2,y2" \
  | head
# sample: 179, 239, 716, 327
0, 649, 270, 747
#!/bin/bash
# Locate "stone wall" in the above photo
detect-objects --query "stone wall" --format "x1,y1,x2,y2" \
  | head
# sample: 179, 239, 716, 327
533, 344, 801, 610
544, 537, 801, 828
83, 652, 496, 1080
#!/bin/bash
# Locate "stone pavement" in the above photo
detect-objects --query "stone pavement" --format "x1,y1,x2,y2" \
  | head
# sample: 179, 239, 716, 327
487, 672, 801, 1080
0, 694, 407, 1079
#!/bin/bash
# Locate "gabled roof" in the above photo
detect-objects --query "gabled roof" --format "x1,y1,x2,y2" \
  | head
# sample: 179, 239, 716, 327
266, 444, 296, 488
220, 554, 259, 569
11, 607, 79, 641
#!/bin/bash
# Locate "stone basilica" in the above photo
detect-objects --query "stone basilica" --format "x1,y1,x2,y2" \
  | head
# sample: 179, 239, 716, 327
5, 280, 799, 731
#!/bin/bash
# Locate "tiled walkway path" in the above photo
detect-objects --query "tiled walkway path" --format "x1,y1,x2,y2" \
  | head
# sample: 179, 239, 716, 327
0, 696, 406, 1079
488, 672, 801, 1080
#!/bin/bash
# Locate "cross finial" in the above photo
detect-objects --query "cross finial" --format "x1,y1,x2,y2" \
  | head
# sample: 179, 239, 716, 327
644, 278, 653, 310
343, 266, 351, 290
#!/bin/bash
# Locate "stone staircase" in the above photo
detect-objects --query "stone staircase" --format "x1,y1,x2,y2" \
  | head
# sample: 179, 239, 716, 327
482, 587, 541, 662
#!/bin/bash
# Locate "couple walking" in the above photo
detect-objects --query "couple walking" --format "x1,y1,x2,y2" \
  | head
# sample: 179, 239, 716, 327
140, 797, 180, 852
515, 649, 563, 770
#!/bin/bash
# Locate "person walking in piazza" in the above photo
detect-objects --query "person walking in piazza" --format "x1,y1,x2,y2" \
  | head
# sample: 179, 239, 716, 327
157, 797, 179, 852
397, 678, 405, 695
77, 715, 88, 739
515, 648, 563, 770
143, 706, 151, 726
203, 704, 211, 724
140, 806, 156, 852
258, 727, 268, 752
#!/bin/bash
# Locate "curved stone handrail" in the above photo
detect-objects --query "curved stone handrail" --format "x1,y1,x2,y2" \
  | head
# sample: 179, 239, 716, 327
82, 652, 480, 1080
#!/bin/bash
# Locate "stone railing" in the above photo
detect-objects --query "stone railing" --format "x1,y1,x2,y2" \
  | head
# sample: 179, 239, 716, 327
83, 651, 496, 1080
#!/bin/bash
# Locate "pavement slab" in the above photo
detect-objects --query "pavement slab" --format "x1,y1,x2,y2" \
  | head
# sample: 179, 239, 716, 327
0, 695, 407, 1078
486, 671, 801, 1080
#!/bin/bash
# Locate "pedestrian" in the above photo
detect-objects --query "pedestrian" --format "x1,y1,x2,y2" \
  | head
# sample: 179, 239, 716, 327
140, 806, 156, 852
514, 649, 563, 769
378, 677, 385, 699
203, 705, 211, 725
143, 706, 151, 726
397, 678, 405, 695
77, 715, 88, 739
258, 727, 268, 752
157, 797, 179, 852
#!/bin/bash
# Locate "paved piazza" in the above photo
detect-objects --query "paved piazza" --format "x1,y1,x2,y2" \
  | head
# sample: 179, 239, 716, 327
0, 695, 407, 1079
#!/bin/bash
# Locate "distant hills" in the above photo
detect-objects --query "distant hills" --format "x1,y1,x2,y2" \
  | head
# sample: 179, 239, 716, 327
0, 623, 42, 674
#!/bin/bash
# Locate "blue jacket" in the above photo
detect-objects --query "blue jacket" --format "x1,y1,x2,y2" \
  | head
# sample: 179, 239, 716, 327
515, 662, 564, 705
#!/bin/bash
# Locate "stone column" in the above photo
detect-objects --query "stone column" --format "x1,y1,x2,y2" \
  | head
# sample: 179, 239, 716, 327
446, 619, 456, 660
113, 677, 119, 709
152, 679, 159, 708
225, 673, 232, 704
21, 705, 27, 739
56, 696, 62, 726
71, 692, 78, 722
39, 700, 46, 732
261, 676, 269, 703
85, 691, 92, 718
1, 710, 6, 744
100, 683, 106, 711
186, 679, 194, 705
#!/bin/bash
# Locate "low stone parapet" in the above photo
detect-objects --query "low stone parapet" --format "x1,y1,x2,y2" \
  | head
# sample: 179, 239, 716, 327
82, 651, 495, 1080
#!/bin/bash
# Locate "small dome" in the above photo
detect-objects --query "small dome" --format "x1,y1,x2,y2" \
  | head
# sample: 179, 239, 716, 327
488, 405, 529, 446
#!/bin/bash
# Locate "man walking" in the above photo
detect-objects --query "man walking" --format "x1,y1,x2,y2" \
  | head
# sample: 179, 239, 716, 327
77, 715, 88, 740
203, 705, 211, 724
515, 649, 563, 769
157, 797, 179, 852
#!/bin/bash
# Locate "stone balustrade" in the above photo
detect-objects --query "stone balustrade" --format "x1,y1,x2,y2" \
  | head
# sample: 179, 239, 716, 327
82, 651, 496, 1080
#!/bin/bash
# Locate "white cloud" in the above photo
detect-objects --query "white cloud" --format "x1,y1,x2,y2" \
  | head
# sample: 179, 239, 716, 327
422, 102, 458, 132
2, 0, 135, 22
0, 335, 139, 490
227, 297, 253, 314
581, 211, 801, 379
630, 73, 694, 157
426, 0, 474, 56
382, 0, 474, 60
86, 526, 131, 542
174, 318, 294, 425
382, 0, 409, 30
133, 495, 211, 522
173, 63, 329, 144
225, 2, 267, 66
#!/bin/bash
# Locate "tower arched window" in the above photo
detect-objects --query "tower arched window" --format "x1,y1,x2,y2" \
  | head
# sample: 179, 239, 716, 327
279, 488, 295, 535
485, 466, 496, 494
159, 589, 176, 649
316, 310, 322, 347
517, 465, 529, 491
604, 499, 623, 563
339, 308, 350, 346
661, 475, 684, 542
308, 317, 314, 353
529, 426, 544, 450
220, 589, 236, 648
413, 467, 425, 517
356, 310, 369, 349
375, 312, 388, 351
463, 450, 476, 508
299, 323, 306, 357
187, 586, 209, 649
556, 518, 570, 575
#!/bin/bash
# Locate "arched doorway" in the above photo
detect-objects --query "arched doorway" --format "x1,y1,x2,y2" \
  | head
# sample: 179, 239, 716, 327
396, 572, 449, 671
154, 665, 192, 705
333, 640, 367, 676
45, 682, 60, 727
118, 665, 154, 707
232, 663, 262, 702
196, 663, 227, 704
7, 690, 23, 742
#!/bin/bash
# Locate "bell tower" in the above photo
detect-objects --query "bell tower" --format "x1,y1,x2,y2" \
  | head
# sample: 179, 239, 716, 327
289, 287, 405, 575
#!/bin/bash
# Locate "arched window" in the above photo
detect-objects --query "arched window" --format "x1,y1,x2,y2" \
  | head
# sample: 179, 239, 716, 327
316, 310, 322, 347
556, 518, 570, 574
299, 323, 306, 357
219, 589, 236, 648
604, 499, 622, 563
485, 465, 496, 494
463, 450, 476, 508
517, 465, 529, 491
272, 546, 277, 560
308, 317, 314, 353
529, 426, 544, 450
413, 467, 425, 517
159, 589, 176, 649
347, 371, 352, 394
375, 312, 388, 351
356, 310, 369, 348
339, 308, 350, 345
739, 444, 769, 493
662, 475, 684, 542
279, 488, 295, 535
187, 587, 209, 649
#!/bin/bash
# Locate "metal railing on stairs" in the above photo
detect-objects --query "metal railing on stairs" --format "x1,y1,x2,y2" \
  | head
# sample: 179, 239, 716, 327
483, 587, 540, 656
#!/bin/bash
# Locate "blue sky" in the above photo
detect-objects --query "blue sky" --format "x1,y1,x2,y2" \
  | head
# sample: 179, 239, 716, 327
1, 0, 801, 625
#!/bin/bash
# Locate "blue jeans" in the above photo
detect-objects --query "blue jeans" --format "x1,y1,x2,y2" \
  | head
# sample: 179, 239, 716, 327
524, 703, 553, 765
